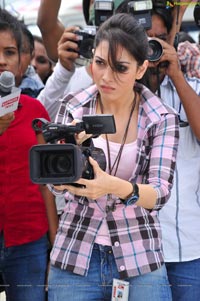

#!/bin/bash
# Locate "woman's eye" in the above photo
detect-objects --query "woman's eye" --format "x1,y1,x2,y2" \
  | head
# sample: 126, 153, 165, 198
115, 64, 128, 73
95, 59, 104, 66
5, 50, 16, 56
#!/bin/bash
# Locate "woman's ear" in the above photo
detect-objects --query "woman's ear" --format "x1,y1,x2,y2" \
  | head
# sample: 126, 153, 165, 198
136, 60, 149, 80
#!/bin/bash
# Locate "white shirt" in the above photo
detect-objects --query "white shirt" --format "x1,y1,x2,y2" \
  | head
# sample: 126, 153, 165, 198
159, 75, 200, 262
38, 61, 93, 121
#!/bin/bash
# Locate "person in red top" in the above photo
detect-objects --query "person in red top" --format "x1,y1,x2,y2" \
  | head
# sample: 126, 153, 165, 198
0, 8, 57, 301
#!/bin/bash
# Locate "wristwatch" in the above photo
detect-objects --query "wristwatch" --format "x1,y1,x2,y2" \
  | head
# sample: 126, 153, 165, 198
121, 183, 139, 206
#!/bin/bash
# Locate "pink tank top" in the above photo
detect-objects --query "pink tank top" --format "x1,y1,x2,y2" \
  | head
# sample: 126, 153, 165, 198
93, 136, 138, 246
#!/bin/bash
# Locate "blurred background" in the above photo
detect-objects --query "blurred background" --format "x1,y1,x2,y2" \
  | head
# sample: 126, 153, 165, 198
0, 0, 86, 36
0, 0, 199, 41
0, 1, 199, 300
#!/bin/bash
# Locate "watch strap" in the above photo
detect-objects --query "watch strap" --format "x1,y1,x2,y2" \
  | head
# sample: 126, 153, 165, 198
121, 183, 139, 206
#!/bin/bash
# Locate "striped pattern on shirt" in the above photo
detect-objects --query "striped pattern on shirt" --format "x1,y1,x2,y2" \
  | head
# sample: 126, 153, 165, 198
50, 82, 179, 278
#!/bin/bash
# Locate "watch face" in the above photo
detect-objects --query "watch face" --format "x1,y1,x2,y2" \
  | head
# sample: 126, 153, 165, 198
125, 195, 139, 206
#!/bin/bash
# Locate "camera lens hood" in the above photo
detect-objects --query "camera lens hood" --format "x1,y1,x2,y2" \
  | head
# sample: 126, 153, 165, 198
147, 38, 163, 62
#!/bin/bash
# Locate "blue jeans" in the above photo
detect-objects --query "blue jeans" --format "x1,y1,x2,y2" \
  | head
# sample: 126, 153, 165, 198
166, 259, 200, 301
0, 233, 48, 301
48, 243, 172, 301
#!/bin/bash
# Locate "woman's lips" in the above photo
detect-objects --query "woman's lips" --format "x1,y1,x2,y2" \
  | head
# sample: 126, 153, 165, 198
100, 85, 115, 92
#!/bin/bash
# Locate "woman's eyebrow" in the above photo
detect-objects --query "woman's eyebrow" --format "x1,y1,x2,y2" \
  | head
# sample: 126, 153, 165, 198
5, 45, 18, 50
94, 54, 131, 66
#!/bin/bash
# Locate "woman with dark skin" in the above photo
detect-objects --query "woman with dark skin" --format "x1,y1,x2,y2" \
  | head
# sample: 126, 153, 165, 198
0, 8, 57, 301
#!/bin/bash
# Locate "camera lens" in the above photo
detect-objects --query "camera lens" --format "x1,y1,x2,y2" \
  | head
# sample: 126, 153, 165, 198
147, 39, 163, 62
42, 150, 74, 177
48, 155, 72, 174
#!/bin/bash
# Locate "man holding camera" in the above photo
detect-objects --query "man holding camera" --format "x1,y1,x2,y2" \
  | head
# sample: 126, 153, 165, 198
146, 7, 200, 301
37, 1, 200, 300
117, 1, 200, 299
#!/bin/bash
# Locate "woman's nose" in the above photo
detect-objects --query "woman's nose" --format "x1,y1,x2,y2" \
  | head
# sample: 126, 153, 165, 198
0, 53, 7, 65
102, 65, 113, 81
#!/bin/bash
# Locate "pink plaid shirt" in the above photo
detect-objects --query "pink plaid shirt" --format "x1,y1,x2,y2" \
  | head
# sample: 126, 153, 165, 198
50, 83, 179, 279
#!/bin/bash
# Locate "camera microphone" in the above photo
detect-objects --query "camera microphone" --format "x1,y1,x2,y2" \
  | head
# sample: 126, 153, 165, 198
194, 1, 200, 27
0, 71, 21, 117
0, 71, 15, 97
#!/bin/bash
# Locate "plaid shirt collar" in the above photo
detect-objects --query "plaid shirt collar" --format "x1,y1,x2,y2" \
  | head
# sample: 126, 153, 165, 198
56, 82, 174, 126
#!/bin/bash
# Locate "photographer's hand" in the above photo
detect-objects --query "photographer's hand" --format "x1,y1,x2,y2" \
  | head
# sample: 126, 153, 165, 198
150, 38, 200, 140
58, 26, 80, 71
149, 38, 181, 80
0, 112, 15, 135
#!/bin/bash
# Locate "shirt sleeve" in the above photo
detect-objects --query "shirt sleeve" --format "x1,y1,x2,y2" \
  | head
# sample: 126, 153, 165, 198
148, 112, 179, 210
37, 61, 75, 121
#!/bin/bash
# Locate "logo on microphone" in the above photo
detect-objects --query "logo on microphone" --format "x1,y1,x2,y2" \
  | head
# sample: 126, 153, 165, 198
0, 71, 21, 116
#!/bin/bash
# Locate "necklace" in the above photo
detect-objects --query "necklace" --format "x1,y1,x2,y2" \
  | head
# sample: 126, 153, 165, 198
98, 93, 137, 212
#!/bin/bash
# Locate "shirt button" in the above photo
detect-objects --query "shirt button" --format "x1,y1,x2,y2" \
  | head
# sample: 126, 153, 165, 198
120, 265, 125, 271
114, 241, 120, 247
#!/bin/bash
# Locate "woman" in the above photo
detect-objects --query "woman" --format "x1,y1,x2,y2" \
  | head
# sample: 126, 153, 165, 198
48, 13, 179, 301
31, 35, 54, 85
16, 23, 44, 98
0, 8, 57, 301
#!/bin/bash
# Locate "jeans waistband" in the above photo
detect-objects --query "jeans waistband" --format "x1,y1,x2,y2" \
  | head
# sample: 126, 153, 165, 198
93, 243, 113, 253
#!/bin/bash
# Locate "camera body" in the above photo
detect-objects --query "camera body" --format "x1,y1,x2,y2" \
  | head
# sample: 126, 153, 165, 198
127, 0, 153, 30
94, 0, 114, 26
127, 1, 174, 62
194, 0, 200, 27
75, 0, 174, 64
29, 143, 106, 184
74, 0, 114, 63
75, 26, 97, 60
29, 115, 116, 185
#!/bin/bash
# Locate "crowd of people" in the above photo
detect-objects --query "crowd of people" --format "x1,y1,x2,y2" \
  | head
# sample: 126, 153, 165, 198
0, 0, 200, 301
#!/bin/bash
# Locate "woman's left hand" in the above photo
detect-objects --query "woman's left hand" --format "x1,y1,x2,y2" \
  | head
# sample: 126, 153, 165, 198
71, 119, 92, 145
54, 157, 111, 200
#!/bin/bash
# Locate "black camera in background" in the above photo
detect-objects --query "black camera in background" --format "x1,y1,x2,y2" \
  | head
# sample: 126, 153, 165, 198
75, 1, 178, 62
75, 0, 114, 60
194, 0, 200, 27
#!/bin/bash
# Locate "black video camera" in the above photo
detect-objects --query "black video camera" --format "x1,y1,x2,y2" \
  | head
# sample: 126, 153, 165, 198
29, 115, 116, 185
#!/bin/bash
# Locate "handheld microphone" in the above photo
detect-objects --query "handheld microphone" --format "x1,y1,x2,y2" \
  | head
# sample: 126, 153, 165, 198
0, 71, 21, 117
0, 71, 15, 97
194, 1, 200, 28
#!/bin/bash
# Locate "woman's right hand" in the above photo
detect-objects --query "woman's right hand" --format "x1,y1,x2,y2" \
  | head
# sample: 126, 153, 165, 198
0, 112, 14, 135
